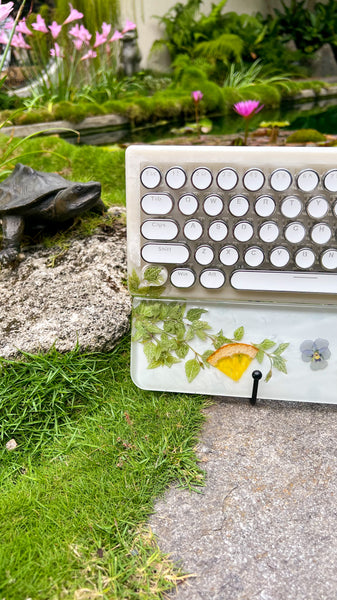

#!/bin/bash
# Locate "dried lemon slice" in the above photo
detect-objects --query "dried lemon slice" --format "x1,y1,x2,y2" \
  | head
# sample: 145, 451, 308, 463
207, 343, 258, 381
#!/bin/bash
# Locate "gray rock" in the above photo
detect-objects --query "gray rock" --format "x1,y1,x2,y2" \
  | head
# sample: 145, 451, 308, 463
0, 228, 131, 359
308, 44, 337, 78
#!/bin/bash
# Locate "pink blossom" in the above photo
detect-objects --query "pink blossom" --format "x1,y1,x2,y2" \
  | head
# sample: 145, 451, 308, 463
69, 23, 91, 44
233, 100, 264, 118
63, 3, 83, 25
101, 22, 111, 37
0, 2, 13, 23
50, 42, 62, 57
109, 29, 123, 42
192, 90, 203, 103
32, 14, 48, 33
93, 31, 107, 48
11, 32, 31, 49
72, 37, 83, 51
0, 30, 9, 44
80, 49, 97, 61
122, 19, 137, 33
49, 20, 62, 39
4, 16, 14, 28
16, 18, 33, 35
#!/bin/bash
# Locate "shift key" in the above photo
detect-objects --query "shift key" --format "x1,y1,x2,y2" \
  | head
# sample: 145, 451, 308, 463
141, 243, 190, 264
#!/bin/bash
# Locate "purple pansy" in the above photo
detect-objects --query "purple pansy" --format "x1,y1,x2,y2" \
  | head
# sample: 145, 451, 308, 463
300, 338, 331, 370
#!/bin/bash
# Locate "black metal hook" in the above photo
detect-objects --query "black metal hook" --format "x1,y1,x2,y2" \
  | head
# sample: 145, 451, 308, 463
250, 370, 262, 406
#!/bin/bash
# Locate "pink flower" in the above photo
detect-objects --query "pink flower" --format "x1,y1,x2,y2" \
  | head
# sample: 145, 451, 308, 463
233, 100, 264, 119
32, 14, 48, 33
192, 90, 203, 103
49, 20, 62, 39
0, 30, 9, 44
93, 31, 107, 48
72, 38, 83, 51
4, 16, 14, 28
10, 32, 31, 49
0, 2, 13, 23
109, 29, 123, 42
63, 3, 83, 25
101, 22, 111, 37
16, 18, 32, 35
69, 23, 91, 44
80, 49, 97, 61
50, 42, 62, 57
122, 19, 136, 33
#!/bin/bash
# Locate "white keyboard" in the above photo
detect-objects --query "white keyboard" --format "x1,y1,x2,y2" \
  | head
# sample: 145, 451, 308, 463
126, 145, 337, 305
126, 145, 337, 404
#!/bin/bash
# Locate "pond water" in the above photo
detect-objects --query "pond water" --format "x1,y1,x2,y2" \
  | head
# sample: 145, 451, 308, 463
72, 97, 337, 146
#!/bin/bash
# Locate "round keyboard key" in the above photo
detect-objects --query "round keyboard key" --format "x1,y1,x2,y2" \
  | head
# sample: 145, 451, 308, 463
233, 221, 254, 242
178, 194, 198, 215
191, 168, 212, 190
203, 194, 223, 216
219, 246, 239, 266
255, 195, 275, 217
321, 249, 337, 270
141, 243, 189, 264
297, 169, 319, 192
184, 219, 203, 241
281, 196, 302, 218
307, 196, 328, 219
195, 245, 214, 265
243, 169, 265, 191
295, 248, 315, 269
141, 219, 178, 240
208, 221, 228, 241
270, 247, 290, 268
284, 222, 306, 244
165, 167, 186, 189
259, 221, 279, 243
170, 268, 196, 288
200, 269, 225, 289
311, 223, 332, 244
141, 194, 173, 215
244, 247, 264, 267
270, 169, 292, 191
324, 169, 337, 192
229, 196, 249, 217
217, 168, 238, 190
141, 167, 161, 189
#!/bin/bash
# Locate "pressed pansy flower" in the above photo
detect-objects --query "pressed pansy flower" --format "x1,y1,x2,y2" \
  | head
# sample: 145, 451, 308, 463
300, 338, 331, 370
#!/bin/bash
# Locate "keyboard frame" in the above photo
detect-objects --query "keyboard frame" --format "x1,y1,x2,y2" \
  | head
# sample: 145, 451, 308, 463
126, 144, 337, 305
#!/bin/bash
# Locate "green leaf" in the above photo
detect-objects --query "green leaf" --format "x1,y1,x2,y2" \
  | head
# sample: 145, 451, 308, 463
272, 355, 287, 374
143, 342, 158, 363
273, 342, 289, 356
146, 323, 162, 335
202, 349, 214, 363
195, 329, 207, 341
186, 308, 208, 322
128, 270, 140, 294
233, 326, 244, 341
258, 339, 276, 351
164, 355, 181, 367
143, 266, 163, 284
185, 359, 201, 383
192, 320, 211, 331
255, 348, 264, 364
265, 369, 272, 382
176, 342, 190, 359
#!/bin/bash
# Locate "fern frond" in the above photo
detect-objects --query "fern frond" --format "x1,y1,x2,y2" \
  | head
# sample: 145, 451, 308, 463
194, 34, 244, 65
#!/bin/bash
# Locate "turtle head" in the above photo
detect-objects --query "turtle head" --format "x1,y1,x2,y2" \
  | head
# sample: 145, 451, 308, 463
54, 181, 102, 221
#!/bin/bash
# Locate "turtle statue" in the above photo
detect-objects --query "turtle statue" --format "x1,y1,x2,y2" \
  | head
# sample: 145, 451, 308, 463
0, 163, 104, 265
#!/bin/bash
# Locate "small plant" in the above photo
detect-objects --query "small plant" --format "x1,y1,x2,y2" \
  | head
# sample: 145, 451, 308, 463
233, 99, 263, 145
260, 120, 290, 143
286, 128, 326, 144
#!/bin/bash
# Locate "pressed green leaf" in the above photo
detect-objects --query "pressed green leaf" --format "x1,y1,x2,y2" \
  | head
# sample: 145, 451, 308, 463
128, 270, 140, 294
272, 355, 287, 374
273, 342, 290, 356
255, 348, 264, 364
265, 369, 272, 382
202, 349, 214, 363
176, 342, 190, 359
143, 342, 158, 363
185, 359, 201, 383
143, 266, 163, 284
233, 326, 244, 341
258, 339, 276, 351
186, 308, 208, 322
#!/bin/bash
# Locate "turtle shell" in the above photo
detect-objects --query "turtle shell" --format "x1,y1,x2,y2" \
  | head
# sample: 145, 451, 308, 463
0, 163, 74, 213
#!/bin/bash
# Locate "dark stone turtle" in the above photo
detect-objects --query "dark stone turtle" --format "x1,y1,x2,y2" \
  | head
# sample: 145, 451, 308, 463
0, 163, 104, 265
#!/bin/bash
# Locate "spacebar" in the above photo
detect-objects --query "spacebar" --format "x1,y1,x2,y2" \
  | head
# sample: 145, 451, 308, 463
231, 270, 337, 294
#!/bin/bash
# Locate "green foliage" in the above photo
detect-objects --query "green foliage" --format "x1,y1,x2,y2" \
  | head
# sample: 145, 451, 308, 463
286, 128, 327, 143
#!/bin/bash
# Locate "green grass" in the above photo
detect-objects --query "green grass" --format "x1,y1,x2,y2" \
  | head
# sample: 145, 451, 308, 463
0, 335, 208, 599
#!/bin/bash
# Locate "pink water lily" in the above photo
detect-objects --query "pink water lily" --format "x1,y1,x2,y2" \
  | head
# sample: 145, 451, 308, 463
233, 100, 264, 118
49, 21, 62, 39
122, 19, 136, 33
16, 18, 32, 35
50, 42, 62, 57
109, 29, 123, 42
11, 32, 31, 49
192, 90, 203, 103
80, 49, 97, 61
32, 14, 48, 33
0, 2, 13, 23
63, 3, 83, 25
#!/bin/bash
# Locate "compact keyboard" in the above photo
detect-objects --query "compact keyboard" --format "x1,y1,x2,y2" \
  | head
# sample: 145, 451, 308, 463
126, 145, 337, 304
126, 145, 337, 404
